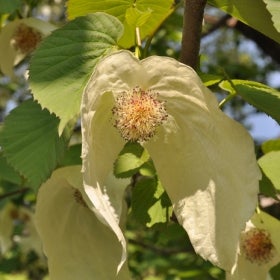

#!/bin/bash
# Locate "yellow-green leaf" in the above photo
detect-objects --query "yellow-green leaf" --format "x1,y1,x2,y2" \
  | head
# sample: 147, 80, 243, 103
66, 0, 175, 47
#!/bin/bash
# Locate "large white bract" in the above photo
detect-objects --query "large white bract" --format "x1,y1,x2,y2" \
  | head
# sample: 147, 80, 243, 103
81, 50, 261, 272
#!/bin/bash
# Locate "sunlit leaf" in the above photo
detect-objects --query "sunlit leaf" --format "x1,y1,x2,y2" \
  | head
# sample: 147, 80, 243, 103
147, 181, 172, 227
263, 0, 280, 32
258, 151, 280, 191
139, 159, 157, 177
29, 13, 123, 134
259, 168, 278, 199
131, 176, 172, 227
114, 142, 149, 178
207, 0, 280, 43
125, 6, 152, 27
262, 139, 280, 154
219, 80, 280, 124
0, 99, 68, 190
66, 0, 175, 47
199, 73, 223, 87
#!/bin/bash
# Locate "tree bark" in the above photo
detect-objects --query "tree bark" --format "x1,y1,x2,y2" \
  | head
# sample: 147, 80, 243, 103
180, 0, 207, 69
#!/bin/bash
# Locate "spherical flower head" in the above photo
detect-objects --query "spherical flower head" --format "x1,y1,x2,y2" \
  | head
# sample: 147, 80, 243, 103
11, 23, 42, 54
241, 228, 274, 265
112, 86, 168, 142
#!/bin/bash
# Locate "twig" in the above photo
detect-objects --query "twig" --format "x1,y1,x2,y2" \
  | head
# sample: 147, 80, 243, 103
128, 238, 193, 256
202, 14, 231, 38
180, 0, 207, 69
0, 187, 29, 200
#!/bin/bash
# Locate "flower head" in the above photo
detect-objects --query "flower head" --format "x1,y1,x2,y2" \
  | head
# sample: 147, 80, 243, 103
228, 210, 280, 280
81, 50, 261, 272
112, 86, 168, 142
0, 18, 56, 77
241, 228, 274, 265
11, 23, 42, 54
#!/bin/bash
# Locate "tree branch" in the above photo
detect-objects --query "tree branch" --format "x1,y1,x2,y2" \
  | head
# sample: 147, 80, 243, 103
128, 238, 194, 256
180, 0, 207, 69
203, 14, 280, 65
234, 20, 280, 65
202, 14, 231, 38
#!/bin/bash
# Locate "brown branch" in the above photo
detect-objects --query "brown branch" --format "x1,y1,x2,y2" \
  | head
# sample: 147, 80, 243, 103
203, 14, 280, 65
202, 14, 231, 38
180, 0, 207, 69
234, 20, 280, 65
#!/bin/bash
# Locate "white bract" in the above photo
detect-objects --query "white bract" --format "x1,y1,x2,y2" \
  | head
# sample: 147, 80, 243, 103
81, 50, 261, 272
34, 165, 130, 280
228, 210, 280, 280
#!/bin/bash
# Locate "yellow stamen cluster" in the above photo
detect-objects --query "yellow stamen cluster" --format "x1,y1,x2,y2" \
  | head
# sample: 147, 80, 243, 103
241, 228, 274, 265
112, 86, 168, 142
11, 23, 42, 54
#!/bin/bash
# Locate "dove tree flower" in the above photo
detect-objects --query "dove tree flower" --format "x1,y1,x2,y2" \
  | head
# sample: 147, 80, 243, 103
0, 18, 56, 77
34, 165, 131, 280
81, 50, 261, 272
228, 210, 280, 280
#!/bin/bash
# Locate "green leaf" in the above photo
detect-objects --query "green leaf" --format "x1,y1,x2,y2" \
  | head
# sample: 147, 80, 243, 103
207, 0, 280, 43
139, 159, 157, 177
59, 144, 82, 166
125, 6, 152, 27
261, 139, 280, 154
131, 176, 172, 227
0, 153, 22, 185
259, 168, 278, 199
199, 73, 223, 87
114, 142, 150, 178
147, 181, 172, 227
263, 0, 280, 32
0, 0, 20, 15
270, 262, 280, 280
0, 99, 68, 190
29, 13, 123, 135
219, 80, 280, 124
66, 0, 175, 48
258, 151, 280, 191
